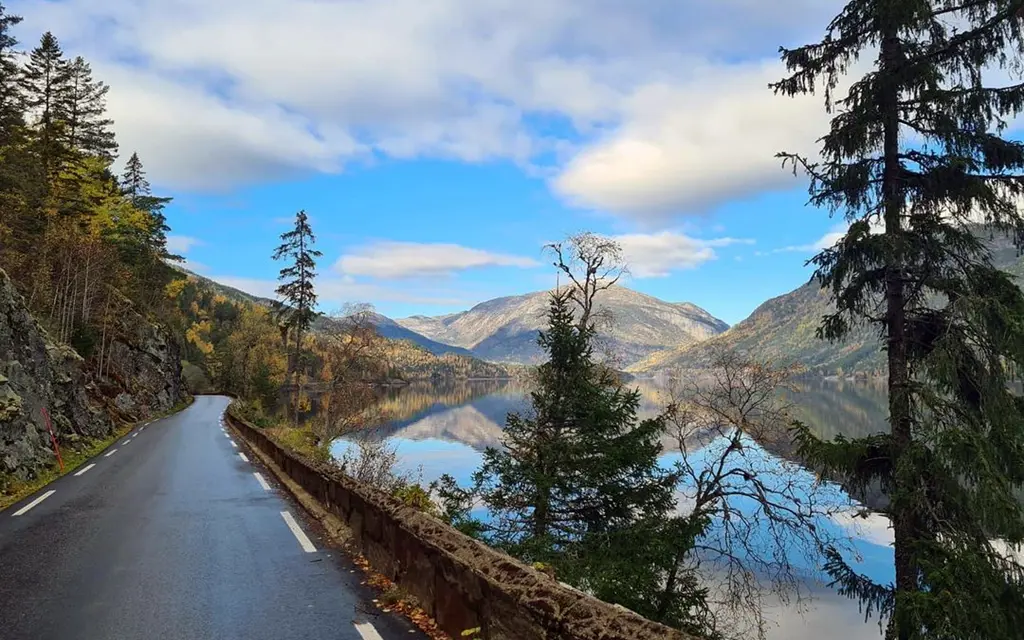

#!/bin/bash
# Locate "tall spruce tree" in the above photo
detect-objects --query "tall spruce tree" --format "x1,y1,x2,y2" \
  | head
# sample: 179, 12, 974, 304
272, 210, 321, 418
440, 289, 674, 603
772, 2, 1024, 638
121, 152, 149, 203
62, 56, 116, 162
0, 3, 22, 146
21, 31, 71, 180
120, 152, 173, 257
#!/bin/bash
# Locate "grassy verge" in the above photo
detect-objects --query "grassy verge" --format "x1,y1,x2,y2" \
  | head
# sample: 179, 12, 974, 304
0, 395, 195, 511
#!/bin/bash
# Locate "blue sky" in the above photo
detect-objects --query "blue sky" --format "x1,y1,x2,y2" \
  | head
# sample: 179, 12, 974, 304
11, 0, 853, 325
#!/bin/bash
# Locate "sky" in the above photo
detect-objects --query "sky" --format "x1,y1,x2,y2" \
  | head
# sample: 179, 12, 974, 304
8, 0, 859, 325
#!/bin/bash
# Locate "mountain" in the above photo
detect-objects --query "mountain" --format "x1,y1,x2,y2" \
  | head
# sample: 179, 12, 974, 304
398, 285, 729, 367
633, 230, 1024, 375
174, 267, 277, 307
363, 312, 475, 357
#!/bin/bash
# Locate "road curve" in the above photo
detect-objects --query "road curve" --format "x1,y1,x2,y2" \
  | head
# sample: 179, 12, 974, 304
0, 395, 424, 640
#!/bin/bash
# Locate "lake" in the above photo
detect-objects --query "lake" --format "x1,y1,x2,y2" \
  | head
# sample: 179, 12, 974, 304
330, 377, 894, 640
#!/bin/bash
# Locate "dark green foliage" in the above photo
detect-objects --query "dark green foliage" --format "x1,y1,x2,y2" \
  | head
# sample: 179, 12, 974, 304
0, 4, 22, 145
774, 1, 1024, 637
120, 152, 174, 259
20, 31, 71, 181
62, 56, 116, 163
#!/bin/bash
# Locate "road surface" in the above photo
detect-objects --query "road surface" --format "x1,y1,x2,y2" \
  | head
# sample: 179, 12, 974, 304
0, 395, 425, 640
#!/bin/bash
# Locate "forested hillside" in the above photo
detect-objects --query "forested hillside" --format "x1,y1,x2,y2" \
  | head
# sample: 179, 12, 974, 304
0, 17, 180, 355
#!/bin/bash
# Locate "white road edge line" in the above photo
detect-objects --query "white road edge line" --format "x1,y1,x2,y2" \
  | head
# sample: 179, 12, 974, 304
253, 472, 271, 491
238, 452, 249, 462
280, 511, 316, 553
73, 464, 97, 477
354, 622, 385, 640
12, 490, 56, 516
104, 448, 118, 457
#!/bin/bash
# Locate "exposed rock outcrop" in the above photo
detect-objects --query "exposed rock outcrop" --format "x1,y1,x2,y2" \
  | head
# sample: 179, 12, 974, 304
0, 269, 186, 489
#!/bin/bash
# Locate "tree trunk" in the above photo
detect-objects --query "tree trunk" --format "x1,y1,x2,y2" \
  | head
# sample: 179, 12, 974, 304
880, 30, 916, 640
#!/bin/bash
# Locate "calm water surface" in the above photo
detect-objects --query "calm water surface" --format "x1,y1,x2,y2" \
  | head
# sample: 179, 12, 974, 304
330, 377, 893, 639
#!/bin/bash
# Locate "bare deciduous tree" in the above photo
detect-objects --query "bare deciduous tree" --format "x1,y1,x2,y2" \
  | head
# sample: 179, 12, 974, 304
546, 232, 627, 333
312, 303, 387, 446
663, 346, 854, 640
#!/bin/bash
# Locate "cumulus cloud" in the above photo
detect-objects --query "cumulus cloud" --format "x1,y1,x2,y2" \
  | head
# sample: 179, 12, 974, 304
614, 231, 754, 277
552, 62, 836, 220
10, 0, 847, 217
336, 242, 540, 279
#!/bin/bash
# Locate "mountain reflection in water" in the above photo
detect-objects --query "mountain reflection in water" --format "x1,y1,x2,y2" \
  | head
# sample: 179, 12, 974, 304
328, 377, 891, 640
330, 376, 890, 487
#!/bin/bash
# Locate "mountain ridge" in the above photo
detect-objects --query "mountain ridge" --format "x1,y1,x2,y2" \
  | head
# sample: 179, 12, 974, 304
631, 229, 1024, 375
398, 285, 729, 367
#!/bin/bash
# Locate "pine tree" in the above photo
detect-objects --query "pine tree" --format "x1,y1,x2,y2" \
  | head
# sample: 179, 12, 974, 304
0, 3, 22, 145
272, 210, 322, 420
121, 152, 148, 204
21, 31, 71, 180
120, 152, 173, 257
62, 56, 116, 163
445, 290, 674, 592
772, 2, 1024, 638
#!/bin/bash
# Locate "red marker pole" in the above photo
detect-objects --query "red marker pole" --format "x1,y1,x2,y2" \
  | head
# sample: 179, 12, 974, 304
41, 408, 63, 473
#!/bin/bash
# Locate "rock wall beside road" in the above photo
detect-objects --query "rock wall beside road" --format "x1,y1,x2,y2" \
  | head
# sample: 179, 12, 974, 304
0, 269, 186, 489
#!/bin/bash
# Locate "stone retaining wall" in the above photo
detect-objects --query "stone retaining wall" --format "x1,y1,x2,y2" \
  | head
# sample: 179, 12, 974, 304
225, 411, 691, 640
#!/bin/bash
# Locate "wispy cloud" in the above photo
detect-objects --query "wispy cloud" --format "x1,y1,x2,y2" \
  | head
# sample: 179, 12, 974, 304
166, 235, 203, 254
335, 241, 540, 279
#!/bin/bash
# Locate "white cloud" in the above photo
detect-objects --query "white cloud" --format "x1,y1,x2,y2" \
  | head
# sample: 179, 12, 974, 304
552, 62, 837, 220
771, 225, 847, 254
614, 231, 753, 277
335, 242, 540, 279
9, 0, 846, 216
166, 235, 203, 254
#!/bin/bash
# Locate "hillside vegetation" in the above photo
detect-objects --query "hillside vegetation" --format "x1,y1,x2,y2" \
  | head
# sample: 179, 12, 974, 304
634, 230, 1024, 376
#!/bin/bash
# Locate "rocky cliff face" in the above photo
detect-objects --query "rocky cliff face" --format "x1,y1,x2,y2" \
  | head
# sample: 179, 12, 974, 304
0, 269, 186, 488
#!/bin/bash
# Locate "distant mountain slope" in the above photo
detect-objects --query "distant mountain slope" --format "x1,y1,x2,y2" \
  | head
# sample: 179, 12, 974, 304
399, 285, 729, 367
174, 267, 276, 307
365, 313, 475, 357
633, 231, 1024, 375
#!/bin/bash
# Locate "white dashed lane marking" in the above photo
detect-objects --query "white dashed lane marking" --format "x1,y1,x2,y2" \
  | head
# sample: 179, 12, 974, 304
238, 452, 249, 463
253, 473, 271, 491
73, 464, 96, 477
354, 622, 385, 640
104, 448, 118, 457
280, 511, 316, 553
12, 490, 56, 516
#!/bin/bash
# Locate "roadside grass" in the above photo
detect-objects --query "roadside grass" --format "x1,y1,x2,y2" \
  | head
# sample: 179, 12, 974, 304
0, 396, 195, 511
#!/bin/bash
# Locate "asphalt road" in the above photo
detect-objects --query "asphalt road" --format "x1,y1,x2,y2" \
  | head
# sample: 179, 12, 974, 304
0, 395, 425, 640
